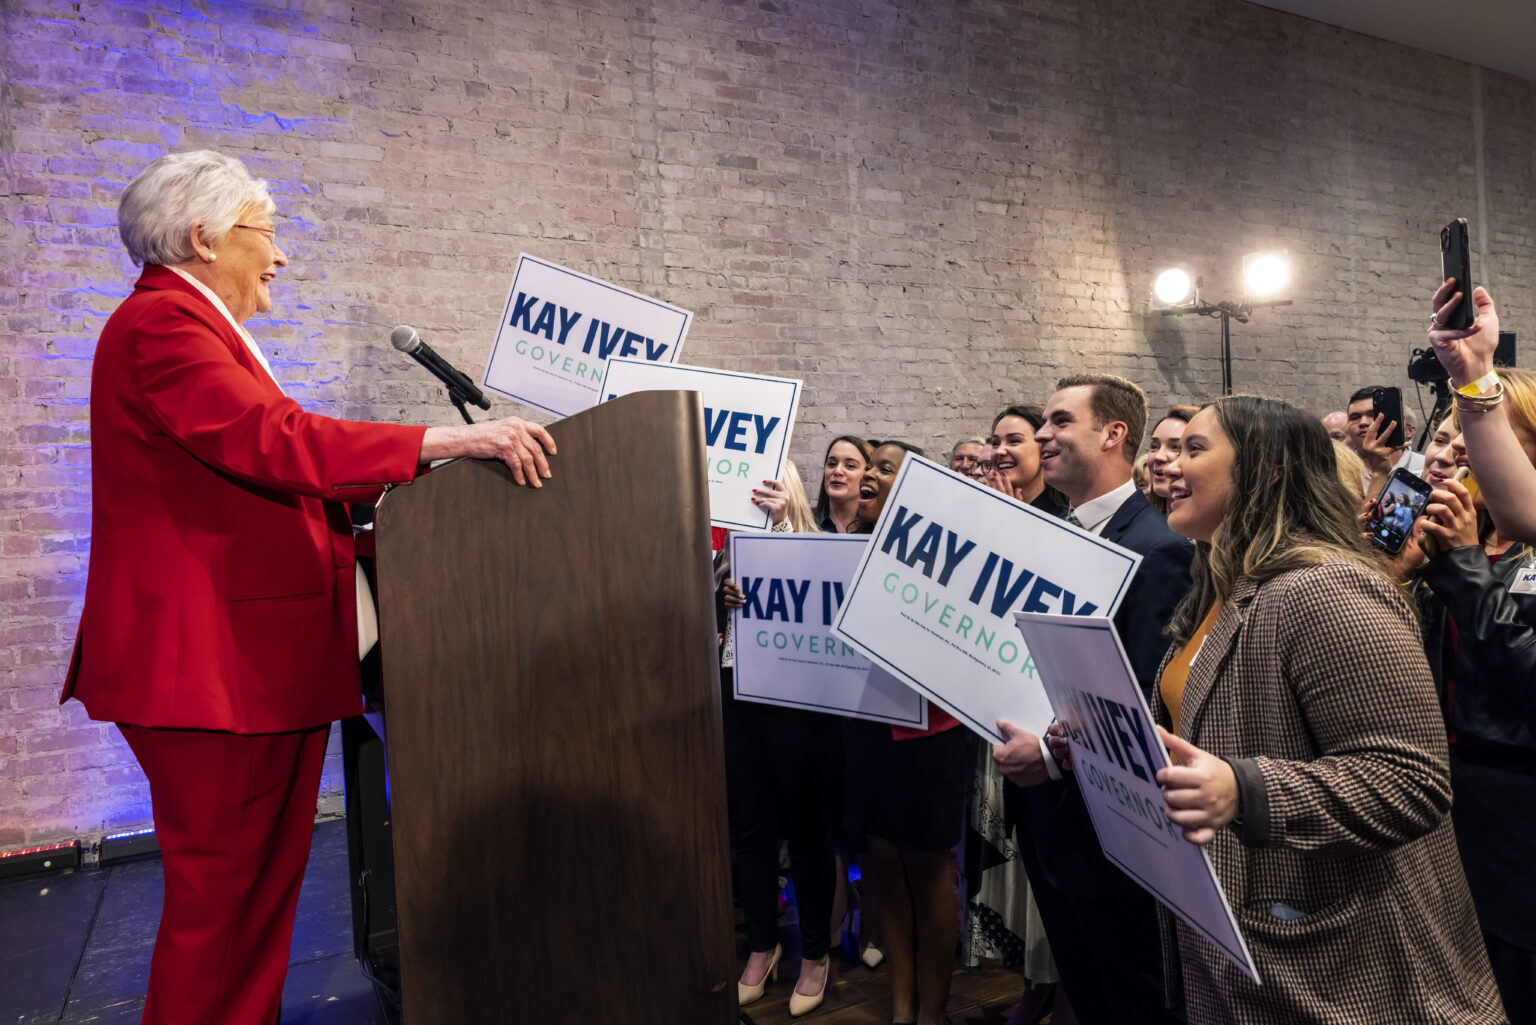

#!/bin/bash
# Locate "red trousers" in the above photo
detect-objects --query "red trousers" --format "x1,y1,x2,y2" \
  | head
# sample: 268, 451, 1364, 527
120, 723, 330, 1025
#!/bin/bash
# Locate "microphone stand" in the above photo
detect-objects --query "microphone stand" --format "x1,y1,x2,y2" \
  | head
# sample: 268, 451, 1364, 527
400, 342, 484, 424
446, 383, 477, 425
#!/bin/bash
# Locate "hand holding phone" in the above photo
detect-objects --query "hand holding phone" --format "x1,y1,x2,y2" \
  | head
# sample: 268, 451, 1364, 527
1420, 468, 1480, 557
1366, 469, 1434, 556
1429, 281, 1503, 389
1371, 387, 1406, 450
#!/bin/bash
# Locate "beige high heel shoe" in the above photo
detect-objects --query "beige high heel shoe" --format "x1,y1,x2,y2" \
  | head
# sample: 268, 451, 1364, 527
737, 944, 781, 1006
788, 954, 831, 1017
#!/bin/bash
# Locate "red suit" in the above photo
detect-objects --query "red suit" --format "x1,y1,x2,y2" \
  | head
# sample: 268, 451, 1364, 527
64, 265, 427, 1024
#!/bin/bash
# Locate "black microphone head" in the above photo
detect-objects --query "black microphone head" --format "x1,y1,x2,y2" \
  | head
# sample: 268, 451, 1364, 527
390, 325, 421, 354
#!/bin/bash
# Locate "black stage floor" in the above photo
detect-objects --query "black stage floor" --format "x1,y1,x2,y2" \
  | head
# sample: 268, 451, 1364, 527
1, 819, 1027, 1025
1, 819, 391, 1025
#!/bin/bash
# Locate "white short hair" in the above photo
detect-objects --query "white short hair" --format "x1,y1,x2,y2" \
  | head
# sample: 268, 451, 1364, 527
950, 437, 985, 458
118, 151, 274, 266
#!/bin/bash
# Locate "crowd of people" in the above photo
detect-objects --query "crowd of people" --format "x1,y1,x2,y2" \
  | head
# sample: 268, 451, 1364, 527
71, 149, 1532, 1025
715, 286, 1532, 1025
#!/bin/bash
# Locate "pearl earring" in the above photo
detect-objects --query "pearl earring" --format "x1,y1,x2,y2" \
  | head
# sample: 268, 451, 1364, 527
208, 254, 217, 261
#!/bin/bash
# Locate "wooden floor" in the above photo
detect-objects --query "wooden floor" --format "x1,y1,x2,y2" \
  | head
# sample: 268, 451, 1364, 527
735, 901, 1036, 1025
735, 952, 1032, 1025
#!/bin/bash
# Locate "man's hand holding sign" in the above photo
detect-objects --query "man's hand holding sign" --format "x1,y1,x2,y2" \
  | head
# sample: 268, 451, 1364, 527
992, 719, 1055, 787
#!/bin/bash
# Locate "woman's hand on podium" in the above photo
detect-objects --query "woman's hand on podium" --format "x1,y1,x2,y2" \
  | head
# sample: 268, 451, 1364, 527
420, 417, 557, 487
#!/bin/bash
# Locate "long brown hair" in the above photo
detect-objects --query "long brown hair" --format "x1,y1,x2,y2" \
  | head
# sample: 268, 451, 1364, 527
813, 435, 873, 525
992, 404, 1067, 511
1168, 395, 1393, 644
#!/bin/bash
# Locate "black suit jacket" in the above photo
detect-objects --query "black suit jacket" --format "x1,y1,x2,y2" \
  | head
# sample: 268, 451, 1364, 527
1103, 489, 1197, 698
1009, 488, 1194, 1023
1015, 488, 1194, 891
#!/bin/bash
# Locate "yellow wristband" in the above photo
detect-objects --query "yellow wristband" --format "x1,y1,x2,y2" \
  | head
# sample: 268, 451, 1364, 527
1458, 370, 1501, 397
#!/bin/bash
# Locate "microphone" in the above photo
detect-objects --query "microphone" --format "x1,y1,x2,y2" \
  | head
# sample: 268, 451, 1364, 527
390, 325, 491, 410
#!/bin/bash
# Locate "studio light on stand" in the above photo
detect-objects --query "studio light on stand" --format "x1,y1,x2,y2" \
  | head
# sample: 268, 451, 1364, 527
1151, 266, 1198, 309
1152, 250, 1293, 395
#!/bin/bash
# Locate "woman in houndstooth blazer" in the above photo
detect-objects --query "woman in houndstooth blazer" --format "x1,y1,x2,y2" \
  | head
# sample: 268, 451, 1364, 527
1148, 395, 1505, 1025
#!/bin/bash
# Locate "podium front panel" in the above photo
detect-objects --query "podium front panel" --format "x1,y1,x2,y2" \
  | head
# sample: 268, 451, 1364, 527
375, 390, 735, 1023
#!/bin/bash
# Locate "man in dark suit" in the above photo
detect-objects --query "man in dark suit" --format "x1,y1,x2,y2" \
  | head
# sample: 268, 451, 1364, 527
994, 374, 1193, 1024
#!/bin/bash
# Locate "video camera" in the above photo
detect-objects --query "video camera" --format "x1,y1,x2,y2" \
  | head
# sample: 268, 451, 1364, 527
1408, 331, 1517, 384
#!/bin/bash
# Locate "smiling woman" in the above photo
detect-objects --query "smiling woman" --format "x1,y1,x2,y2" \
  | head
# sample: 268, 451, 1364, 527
814, 435, 872, 533
841, 438, 978, 1025
64, 150, 561, 1025
1145, 404, 1198, 515
1150, 395, 1504, 1025
982, 404, 1066, 516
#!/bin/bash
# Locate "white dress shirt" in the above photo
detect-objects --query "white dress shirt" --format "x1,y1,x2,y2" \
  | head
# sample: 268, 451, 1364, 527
1394, 448, 1427, 477
1067, 478, 1140, 536
1034, 477, 1141, 777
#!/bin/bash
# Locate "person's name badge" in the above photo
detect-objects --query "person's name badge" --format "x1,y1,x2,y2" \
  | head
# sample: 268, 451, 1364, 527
1510, 567, 1536, 595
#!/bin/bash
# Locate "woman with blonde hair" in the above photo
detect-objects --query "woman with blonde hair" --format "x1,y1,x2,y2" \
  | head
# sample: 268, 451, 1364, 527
1411, 366, 1536, 1022
1332, 440, 1367, 507
1138, 395, 1502, 1024
722, 458, 840, 1015
758, 459, 820, 533
1133, 451, 1152, 496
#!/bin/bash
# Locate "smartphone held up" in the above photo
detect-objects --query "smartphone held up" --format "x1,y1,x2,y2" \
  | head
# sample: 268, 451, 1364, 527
1372, 386, 1406, 450
1366, 468, 1434, 556
1440, 218, 1475, 331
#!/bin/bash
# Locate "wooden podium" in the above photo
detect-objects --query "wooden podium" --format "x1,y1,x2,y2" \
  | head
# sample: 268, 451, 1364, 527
374, 391, 737, 1023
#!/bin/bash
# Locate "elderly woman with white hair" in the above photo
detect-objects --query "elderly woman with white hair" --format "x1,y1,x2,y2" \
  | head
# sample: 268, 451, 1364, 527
61, 150, 556, 1025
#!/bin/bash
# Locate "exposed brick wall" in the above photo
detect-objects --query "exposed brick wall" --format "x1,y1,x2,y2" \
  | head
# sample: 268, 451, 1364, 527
1, 0, 1532, 844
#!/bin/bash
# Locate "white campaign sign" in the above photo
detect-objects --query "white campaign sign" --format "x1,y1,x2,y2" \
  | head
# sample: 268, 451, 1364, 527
1013, 612, 1261, 984
600, 359, 801, 531
482, 254, 691, 417
831, 455, 1141, 744
730, 533, 928, 728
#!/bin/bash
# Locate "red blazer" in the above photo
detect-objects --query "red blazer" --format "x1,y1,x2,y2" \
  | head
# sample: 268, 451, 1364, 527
62, 266, 428, 733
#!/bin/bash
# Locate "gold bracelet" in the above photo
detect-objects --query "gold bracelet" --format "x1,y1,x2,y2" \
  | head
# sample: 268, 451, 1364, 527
1454, 381, 1505, 412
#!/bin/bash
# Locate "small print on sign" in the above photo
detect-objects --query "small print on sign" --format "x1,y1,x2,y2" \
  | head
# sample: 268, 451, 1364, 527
831, 455, 1141, 743
600, 360, 801, 531
481, 255, 691, 418
730, 533, 927, 727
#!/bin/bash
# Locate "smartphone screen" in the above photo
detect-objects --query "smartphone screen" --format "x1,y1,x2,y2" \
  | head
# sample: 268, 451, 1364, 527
1372, 386, 1406, 449
1366, 469, 1434, 555
1440, 219, 1474, 330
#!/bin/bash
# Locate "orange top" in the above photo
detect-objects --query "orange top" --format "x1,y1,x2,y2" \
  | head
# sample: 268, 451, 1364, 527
1159, 601, 1223, 738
